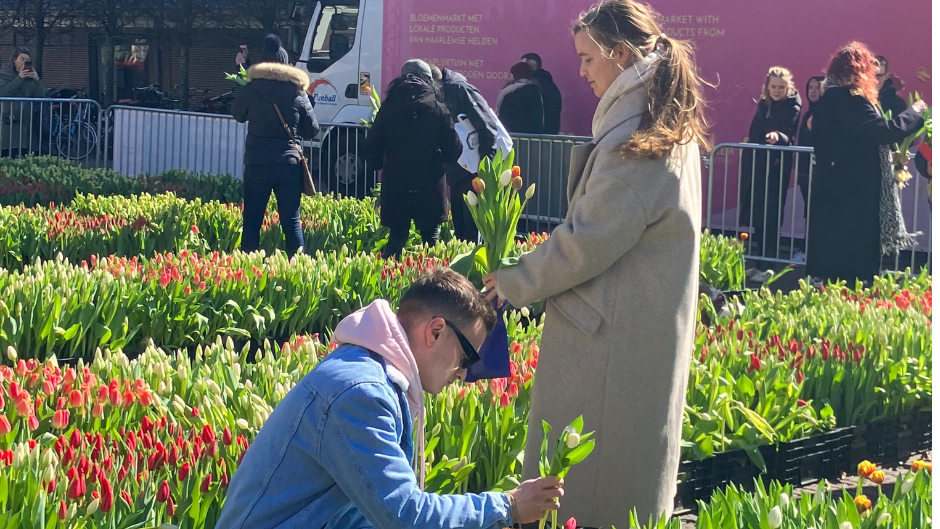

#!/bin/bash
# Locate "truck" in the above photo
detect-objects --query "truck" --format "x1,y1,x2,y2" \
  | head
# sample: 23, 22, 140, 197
284, 0, 932, 246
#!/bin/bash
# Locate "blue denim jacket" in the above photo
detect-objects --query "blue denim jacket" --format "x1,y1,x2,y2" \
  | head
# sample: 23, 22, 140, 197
218, 345, 513, 529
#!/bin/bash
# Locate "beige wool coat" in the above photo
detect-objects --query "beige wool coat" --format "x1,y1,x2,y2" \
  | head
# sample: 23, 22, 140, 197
496, 52, 702, 528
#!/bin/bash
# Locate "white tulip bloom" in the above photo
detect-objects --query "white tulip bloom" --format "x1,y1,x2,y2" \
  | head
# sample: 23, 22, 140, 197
900, 477, 914, 495
566, 432, 580, 449
525, 183, 536, 199
466, 191, 479, 207
767, 506, 782, 529
780, 493, 790, 509
841, 522, 854, 529
499, 170, 512, 187
877, 513, 891, 527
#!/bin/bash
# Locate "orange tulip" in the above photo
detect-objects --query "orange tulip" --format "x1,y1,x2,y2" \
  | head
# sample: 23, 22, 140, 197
854, 494, 872, 513
870, 470, 885, 484
857, 460, 876, 477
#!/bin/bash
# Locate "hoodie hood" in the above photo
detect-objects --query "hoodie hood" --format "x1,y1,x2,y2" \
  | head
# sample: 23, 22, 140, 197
246, 63, 309, 91
532, 68, 554, 84
441, 68, 468, 85
332, 300, 428, 488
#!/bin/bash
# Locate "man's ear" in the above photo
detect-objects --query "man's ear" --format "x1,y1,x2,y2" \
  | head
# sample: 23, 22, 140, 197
424, 317, 446, 348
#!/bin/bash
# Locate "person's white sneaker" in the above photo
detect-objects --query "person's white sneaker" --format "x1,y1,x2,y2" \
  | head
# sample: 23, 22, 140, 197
793, 251, 806, 263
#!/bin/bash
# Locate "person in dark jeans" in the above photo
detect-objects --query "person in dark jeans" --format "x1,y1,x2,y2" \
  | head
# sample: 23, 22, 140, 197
231, 34, 319, 257
364, 60, 461, 259
431, 64, 500, 242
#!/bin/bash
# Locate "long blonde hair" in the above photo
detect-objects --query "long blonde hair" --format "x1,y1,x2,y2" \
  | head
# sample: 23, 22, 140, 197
760, 66, 795, 102
573, 0, 711, 158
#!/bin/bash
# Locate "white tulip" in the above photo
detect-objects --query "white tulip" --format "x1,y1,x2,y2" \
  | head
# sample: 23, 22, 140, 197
900, 477, 914, 495
466, 191, 479, 207
6, 346, 16, 361
499, 170, 512, 187
841, 522, 854, 529
525, 183, 536, 200
814, 480, 827, 505
877, 513, 891, 527
767, 506, 782, 529
86, 497, 99, 516
236, 418, 250, 430
566, 432, 580, 449
520, 306, 530, 318
780, 493, 790, 509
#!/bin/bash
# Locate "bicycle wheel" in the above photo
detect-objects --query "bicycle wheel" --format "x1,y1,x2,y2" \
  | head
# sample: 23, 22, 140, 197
56, 122, 98, 161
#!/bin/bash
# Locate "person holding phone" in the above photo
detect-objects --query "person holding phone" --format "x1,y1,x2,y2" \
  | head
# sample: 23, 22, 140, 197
0, 47, 48, 157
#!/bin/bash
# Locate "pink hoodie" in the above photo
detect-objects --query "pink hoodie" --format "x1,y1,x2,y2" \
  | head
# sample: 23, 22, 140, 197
331, 299, 427, 488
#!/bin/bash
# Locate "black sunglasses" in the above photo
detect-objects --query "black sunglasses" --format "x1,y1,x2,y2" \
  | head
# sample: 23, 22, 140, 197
442, 319, 482, 369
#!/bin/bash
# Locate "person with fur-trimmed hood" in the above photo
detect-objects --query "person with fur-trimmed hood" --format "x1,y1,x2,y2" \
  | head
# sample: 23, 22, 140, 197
232, 34, 319, 257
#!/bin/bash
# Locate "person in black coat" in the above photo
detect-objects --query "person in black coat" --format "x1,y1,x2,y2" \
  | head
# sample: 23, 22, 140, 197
432, 65, 499, 242
875, 56, 908, 119
738, 67, 801, 260
231, 34, 319, 257
364, 59, 462, 259
806, 44, 926, 284
796, 76, 825, 223
522, 53, 562, 135
496, 62, 544, 134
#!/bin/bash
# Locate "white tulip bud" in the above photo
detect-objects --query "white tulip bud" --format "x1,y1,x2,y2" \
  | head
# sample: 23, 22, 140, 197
525, 183, 536, 200
466, 191, 479, 207
499, 170, 512, 187
900, 477, 914, 495
566, 432, 580, 449
86, 497, 99, 516
6, 346, 16, 361
814, 481, 827, 505
767, 506, 782, 529
877, 513, 891, 527
42, 464, 56, 485
841, 522, 854, 529
236, 418, 250, 430
520, 307, 530, 318
779, 493, 790, 509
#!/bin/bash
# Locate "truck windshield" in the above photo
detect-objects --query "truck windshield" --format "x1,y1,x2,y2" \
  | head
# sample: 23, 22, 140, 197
307, 0, 360, 73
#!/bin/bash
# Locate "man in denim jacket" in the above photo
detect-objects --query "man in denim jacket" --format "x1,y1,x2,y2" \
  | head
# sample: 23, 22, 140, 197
219, 268, 564, 529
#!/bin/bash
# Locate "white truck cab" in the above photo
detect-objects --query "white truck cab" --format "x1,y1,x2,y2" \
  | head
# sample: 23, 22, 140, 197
287, 0, 382, 194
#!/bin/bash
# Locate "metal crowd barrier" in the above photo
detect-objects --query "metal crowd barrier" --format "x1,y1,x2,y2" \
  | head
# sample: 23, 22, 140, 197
1, 97, 103, 168
708, 142, 932, 271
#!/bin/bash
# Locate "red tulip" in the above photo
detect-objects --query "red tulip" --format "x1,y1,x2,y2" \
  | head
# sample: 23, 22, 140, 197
67, 474, 86, 499
120, 490, 133, 507
139, 391, 153, 407
68, 389, 84, 408
0, 416, 10, 436
166, 496, 176, 517
499, 392, 511, 407
141, 416, 154, 434
99, 476, 114, 513
15, 396, 31, 417
220, 471, 229, 489
122, 390, 135, 408
70, 429, 82, 449
156, 480, 170, 503
57, 499, 67, 519
178, 462, 191, 482
27, 414, 39, 431
201, 425, 215, 444
92, 402, 104, 418
565, 518, 578, 529
222, 428, 233, 446
52, 409, 70, 429
797, 399, 808, 407
748, 354, 761, 372
200, 473, 212, 493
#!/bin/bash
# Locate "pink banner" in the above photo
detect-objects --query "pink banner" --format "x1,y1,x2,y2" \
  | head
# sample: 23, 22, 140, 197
382, 0, 932, 142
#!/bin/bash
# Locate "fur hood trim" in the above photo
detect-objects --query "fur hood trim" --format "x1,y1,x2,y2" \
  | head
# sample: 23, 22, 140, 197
246, 63, 309, 90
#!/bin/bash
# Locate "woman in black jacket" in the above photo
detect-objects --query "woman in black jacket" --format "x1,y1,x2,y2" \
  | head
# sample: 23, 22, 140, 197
231, 34, 319, 257
364, 60, 462, 259
796, 76, 824, 224
807, 42, 926, 284
738, 66, 801, 261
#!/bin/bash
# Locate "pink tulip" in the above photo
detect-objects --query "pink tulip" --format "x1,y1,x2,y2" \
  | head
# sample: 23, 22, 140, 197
52, 409, 70, 429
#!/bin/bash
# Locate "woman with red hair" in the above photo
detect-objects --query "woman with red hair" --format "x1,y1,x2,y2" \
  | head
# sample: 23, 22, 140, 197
806, 41, 926, 284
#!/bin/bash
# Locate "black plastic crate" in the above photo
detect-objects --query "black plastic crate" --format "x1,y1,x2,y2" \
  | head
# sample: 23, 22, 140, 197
850, 416, 901, 465
897, 410, 932, 457
774, 428, 854, 485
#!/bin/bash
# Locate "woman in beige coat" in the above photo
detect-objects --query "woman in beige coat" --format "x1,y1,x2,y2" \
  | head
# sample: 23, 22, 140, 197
483, 1, 709, 526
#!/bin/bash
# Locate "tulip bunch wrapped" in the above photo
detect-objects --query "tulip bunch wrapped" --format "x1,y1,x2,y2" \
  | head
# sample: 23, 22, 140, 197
885, 95, 931, 187
454, 151, 536, 276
